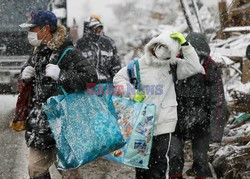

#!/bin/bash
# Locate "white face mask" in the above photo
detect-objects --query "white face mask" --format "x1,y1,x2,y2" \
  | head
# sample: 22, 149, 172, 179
28, 27, 45, 47
154, 45, 171, 60
99, 31, 104, 36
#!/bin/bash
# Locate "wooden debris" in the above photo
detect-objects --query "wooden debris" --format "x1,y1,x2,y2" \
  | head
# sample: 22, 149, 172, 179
230, 91, 250, 113
210, 112, 250, 178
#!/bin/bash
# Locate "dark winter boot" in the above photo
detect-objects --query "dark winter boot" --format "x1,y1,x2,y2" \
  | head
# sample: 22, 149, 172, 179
170, 173, 184, 179
30, 172, 51, 179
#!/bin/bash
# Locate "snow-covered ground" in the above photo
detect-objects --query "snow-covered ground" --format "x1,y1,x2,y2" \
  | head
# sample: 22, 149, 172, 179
0, 95, 17, 121
0, 95, 28, 179
0, 95, 62, 179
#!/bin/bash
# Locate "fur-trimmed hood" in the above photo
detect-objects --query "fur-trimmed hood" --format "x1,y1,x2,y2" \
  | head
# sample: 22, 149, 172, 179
143, 31, 180, 66
48, 24, 67, 50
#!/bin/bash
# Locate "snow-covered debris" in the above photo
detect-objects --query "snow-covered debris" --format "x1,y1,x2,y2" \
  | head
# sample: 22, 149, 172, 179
210, 33, 250, 58
223, 26, 250, 32
210, 114, 250, 178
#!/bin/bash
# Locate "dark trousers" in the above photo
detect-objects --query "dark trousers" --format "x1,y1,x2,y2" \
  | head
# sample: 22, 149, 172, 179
136, 133, 171, 179
169, 128, 212, 177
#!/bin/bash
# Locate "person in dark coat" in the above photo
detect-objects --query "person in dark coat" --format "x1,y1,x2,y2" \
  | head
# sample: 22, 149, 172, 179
169, 32, 229, 179
19, 10, 97, 179
76, 15, 121, 83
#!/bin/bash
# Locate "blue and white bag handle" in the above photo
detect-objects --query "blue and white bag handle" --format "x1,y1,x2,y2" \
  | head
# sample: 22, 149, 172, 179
127, 57, 141, 91
56, 47, 74, 96
57, 47, 74, 65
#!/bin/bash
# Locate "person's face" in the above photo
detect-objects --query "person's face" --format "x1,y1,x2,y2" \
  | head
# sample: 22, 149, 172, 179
92, 26, 103, 35
29, 25, 50, 41
153, 44, 171, 60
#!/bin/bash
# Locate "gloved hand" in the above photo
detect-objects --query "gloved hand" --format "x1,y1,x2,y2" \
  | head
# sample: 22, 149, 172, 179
45, 64, 60, 81
170, 32, 187, 45
21, 66, 35, 80
133, 90, 146, 102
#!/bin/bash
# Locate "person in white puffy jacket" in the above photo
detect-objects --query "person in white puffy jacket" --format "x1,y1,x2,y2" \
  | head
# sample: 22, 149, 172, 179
113, 31, 205, 179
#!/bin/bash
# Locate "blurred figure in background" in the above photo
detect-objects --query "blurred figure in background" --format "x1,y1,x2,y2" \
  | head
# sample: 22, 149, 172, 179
76, 15, 121, 84
69, 18, 79, 44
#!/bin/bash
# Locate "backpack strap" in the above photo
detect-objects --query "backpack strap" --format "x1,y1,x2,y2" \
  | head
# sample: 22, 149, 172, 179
127, 60, 136, 87
57, 47, 74, 65
170, 64, 177, 83
134, 60, 141, 90
127, 58, 141, 90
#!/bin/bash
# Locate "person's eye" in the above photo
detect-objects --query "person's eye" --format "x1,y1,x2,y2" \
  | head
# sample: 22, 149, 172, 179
163, 46, 169, 50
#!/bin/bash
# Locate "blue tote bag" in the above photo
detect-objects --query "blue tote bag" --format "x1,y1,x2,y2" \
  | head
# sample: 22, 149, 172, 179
104, 96, 156, 169
43, 48, 125, 170
104, 59, 156, 169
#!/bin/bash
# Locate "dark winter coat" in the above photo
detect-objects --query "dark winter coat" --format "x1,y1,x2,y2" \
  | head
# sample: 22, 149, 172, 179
76, 33, 121, 83
175, 32, 228, 143
22, 25, 97, 150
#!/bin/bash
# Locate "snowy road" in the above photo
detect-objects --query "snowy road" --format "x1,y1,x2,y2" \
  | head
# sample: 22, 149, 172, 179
0, 95, 61, 179
0, 95, 29, 179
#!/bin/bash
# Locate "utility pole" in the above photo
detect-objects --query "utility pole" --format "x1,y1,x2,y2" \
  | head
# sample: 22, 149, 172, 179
180, 0, 194, 32
191, 0, 204, 33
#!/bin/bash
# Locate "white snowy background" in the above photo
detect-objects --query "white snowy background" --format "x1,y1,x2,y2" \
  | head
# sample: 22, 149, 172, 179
1, 0, 250, 178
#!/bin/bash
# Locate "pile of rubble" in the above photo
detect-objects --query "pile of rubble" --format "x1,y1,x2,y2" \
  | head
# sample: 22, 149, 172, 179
209, 113, 250, 179
230, 91, 250, 112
